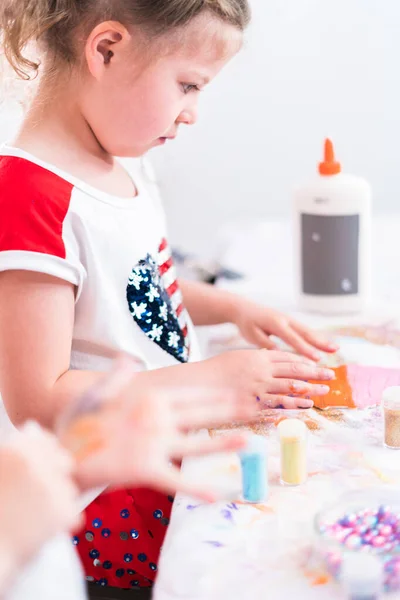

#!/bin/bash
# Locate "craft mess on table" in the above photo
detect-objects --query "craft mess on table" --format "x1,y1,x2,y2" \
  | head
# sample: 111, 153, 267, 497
201, 325, 400, 598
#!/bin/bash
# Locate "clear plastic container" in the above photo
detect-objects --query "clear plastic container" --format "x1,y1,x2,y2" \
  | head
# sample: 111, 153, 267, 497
315, 488, 400, 594
341, 552, 383, 599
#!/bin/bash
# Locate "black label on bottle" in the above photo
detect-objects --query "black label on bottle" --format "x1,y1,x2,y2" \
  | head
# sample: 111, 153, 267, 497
301, 213, 359, 295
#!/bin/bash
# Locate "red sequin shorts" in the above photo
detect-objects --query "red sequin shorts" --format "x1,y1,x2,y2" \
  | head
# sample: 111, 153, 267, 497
73, 487, 173, 589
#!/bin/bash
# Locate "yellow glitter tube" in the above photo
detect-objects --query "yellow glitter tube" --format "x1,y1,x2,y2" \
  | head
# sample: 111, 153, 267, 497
278, 418, 307, 486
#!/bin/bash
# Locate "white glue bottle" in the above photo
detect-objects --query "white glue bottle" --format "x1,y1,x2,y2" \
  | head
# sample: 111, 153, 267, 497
293, 139, 372, 314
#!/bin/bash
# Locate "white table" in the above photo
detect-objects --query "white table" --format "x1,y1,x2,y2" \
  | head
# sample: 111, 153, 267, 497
154, 217, 400, 600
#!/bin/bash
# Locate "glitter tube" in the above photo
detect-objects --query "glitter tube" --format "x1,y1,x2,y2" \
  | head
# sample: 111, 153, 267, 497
382, 386, 400, 449
239, 434, 268, 503
278, 419, 307, 486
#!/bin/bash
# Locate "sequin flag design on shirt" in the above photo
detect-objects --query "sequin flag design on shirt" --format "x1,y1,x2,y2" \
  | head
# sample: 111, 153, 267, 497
126, 238, 190, 363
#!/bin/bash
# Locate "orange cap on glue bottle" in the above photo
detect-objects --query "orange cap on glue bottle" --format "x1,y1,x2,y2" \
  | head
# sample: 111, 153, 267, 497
318, 138, 341, 176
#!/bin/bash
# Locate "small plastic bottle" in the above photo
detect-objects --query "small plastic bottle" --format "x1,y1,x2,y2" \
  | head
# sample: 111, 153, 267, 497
382, 386, 400, 449
278, 419, 307, 486
341, 552, 383, 599
293, 138, 372, 315
239, 434, 268, 503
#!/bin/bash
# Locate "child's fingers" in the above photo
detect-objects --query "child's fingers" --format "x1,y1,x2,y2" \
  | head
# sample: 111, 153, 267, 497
290, 321, 339, 353
271, 362, 335, 381
258, 394, 314, 409
247, 327, 277, 350
264, 350, 315, 365
273, 325, 322, 361
171, 433, 247, 459
153, 466, 216, 502
263, 379, 330, 397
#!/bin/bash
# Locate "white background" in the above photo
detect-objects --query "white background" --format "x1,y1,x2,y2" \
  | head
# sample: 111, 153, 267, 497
1, 0, 398, 255
150, 0, 398, 253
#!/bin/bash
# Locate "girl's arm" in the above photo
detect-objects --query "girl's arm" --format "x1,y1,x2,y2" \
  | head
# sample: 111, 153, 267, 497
0, 271, 333, 434
0, 270, 105, 428
179, 279, 338, 359
0, 272, 230, 428
178, 279, 239, 325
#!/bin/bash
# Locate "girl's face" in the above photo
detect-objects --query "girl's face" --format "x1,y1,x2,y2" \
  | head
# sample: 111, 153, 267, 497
80, 14, 242, 157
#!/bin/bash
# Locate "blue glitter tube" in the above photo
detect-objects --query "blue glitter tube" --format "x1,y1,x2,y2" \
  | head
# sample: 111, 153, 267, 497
239, 434, 268, 503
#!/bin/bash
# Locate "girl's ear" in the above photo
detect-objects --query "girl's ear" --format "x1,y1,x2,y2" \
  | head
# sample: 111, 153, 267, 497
85, 21, 131, 79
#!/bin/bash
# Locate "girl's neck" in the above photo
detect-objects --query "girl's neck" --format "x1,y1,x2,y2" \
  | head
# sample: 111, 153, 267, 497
14, 76, 113, 173
11, 76, 138, 198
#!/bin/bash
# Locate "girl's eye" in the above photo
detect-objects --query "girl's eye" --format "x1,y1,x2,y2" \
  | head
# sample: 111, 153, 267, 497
181, 83, 200, 94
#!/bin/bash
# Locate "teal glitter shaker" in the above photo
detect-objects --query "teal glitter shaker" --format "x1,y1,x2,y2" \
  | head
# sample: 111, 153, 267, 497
239, 434, 268, 503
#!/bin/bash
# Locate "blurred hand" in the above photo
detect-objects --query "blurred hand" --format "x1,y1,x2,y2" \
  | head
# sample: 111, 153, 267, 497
60, 355, 257, 500
0, 423, 80, 588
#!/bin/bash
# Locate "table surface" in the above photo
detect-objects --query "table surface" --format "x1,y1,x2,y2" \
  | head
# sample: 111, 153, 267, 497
154, 218, 400, 600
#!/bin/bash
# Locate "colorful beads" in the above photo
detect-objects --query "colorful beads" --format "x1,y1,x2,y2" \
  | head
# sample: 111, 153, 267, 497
319, 505, 400, 592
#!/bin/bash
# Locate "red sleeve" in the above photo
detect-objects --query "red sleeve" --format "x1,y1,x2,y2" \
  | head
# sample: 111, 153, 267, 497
0, 156, 73, 256
0, 156, 85, 291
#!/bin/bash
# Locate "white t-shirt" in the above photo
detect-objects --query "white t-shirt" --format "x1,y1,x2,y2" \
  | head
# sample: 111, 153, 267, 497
0, 145, 201, 372
0, 145, 201, 599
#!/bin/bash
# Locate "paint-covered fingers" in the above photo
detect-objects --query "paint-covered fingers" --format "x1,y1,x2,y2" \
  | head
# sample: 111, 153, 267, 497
262, 378, 330, 397
258, 394, 314, 410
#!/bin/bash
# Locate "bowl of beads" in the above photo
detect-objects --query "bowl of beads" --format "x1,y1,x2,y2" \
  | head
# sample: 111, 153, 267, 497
315, 488, 400, 593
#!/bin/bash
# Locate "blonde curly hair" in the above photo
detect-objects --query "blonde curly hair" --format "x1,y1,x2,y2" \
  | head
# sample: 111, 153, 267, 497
0, 0, 250, 80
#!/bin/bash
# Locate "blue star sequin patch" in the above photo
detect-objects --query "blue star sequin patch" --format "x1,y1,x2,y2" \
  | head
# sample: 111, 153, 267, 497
126, 252, 189, 363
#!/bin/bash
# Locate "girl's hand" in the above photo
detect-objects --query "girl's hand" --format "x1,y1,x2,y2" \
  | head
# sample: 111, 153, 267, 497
60, 356, 257, 501
202, 348, 335, 409
0, 424, 80, 585
230, 298, 338, 361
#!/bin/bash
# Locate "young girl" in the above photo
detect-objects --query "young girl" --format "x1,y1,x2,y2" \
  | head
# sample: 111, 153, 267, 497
0, 0, 337, 591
